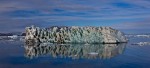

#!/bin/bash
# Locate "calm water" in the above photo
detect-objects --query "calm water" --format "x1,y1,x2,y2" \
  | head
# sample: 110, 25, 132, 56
0, 37, 150, 68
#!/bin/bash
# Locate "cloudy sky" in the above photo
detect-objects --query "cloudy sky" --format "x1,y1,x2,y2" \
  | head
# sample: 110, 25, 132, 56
0, 0, 150, 33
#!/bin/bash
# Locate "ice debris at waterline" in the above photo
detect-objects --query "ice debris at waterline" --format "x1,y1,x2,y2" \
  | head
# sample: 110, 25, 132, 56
132, 42, 150, 46
25, 26, 127, 44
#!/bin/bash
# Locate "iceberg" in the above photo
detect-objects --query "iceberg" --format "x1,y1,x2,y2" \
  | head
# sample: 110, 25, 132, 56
25, 26, 127, 44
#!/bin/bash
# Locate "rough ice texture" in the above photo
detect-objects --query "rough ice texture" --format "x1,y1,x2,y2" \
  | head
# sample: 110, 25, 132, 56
25, 26, 127, 44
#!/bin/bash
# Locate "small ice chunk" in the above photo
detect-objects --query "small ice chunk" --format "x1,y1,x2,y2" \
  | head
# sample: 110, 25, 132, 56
88, 52, 98, 55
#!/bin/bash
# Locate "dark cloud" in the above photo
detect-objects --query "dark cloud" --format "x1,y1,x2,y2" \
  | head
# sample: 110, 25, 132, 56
112, 2, 136, 8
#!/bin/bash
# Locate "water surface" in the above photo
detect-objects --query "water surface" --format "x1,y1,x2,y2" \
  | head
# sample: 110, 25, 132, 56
0, 37, 150, 68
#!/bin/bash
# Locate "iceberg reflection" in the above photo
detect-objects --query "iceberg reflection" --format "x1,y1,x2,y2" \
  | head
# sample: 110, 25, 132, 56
24, 42, 126, 59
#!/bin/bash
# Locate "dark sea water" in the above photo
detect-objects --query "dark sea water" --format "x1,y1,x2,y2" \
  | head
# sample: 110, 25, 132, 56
0, 37, 150, 68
